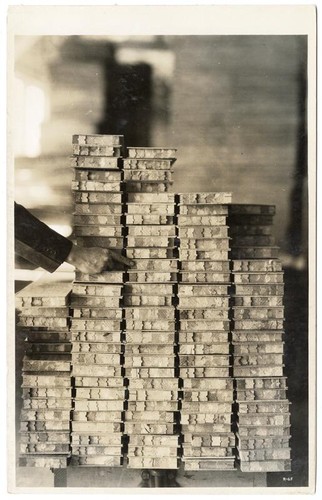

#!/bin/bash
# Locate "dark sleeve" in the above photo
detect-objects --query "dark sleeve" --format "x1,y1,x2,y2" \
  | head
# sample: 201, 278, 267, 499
14, 202, 73, 273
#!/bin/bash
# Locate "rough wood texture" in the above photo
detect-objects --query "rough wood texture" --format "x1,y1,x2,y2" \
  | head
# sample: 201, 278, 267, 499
127, 401, 178, 411
124, 368, 176, 378
179, 354, 230, 368
183, 390, 233, 402
74, 377, 124, 388
72, 342, 122, 353
123, 159, 175, 170
22, 398, 71, 410
180, 367, 230, 378
179, 227, 229, 238
72, 365, 123, 377
233, 273, 284, 284
72, 145, 122, 157
127, 236, 176, 247
125, 344, 175, 355
180, 343, 230, 355
22, 360, 70, 372
72, 307, 122, 319
128, 378, 179, 390
71, 332, 122, 343
20, 431, 70, 444
73, 400, 124, 411
178, 296, 229, 308
72, 134, 124, 146
126, 248, 176, 259
233, 342, 284, 354
74, 192, 122, 204
124, 332, 175, 344
179, 193, 232, 204
71, 445, 122, 456
72, 422, 122, 433
238, 401, 290, 414
237, 426, 291, 438
72, 284, 122, 296
127, 272, 177, 283
128, 225, 176, 236
128, 446, 178, 457
128, 390, 178, 401
180, 205, 228, 216
179, 249, 230, 260
19, 307, 69, 318
125, 181, 172, 193
16, 282, 71, 309
126, 215, 175, 225
74, 203, 122, 215
178, 215, 227, 226
71, 296, 121, 307
71, 156, 121, 169
124, 170, 173, 181
233, 308, 284, 320
70, 319, 121, 331
20, 443, 70, 454
182, 446, 234, 458
179, 272, 230, 283
73, 411, 123, 422
234, 284, 284, 296
74, 214, 122, 225
128, 435, 179, 446
20, 421, 70, 432
127, 147, 177, 159
74, 225, 123, 237
124, 355, 175, 368
71, 353, 121, 365
22, 374, 71, 388
233, 366, 284, 377
124, 307, 174, 320
179, 331, 229, 343
179, 309, 229, 320
72, 181, 122, 192
74, 170, 122, 182
232, 331, 284, 342
71, 434, 123, 445
238, 413, 290, 426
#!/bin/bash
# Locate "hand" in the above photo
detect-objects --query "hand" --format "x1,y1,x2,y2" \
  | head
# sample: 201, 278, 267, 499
66, 245, 135, 274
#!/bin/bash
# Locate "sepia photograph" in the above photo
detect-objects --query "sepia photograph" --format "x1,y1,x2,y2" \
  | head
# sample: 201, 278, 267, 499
6, 4, 317, 494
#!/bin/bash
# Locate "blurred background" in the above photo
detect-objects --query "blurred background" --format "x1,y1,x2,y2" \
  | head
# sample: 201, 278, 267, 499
13, 35, 309, 488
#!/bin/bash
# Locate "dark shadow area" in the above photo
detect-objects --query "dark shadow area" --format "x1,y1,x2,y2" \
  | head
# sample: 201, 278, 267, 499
267, 267, 309, 487
98, 62, 153, 146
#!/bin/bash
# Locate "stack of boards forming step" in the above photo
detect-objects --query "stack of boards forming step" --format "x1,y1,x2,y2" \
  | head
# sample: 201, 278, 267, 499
177, 193, 235, 471
123, 147, 180, 469
16, 281, 72, 468
229, 204, 292, 472
17, 134, 292, 474
70, 134, 125, 467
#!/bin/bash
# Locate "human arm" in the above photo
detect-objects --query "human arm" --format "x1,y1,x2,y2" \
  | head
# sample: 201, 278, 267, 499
14, 202, 134, 273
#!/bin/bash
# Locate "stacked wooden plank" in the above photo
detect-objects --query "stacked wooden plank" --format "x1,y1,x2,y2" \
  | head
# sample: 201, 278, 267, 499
124, 147, 175, 194
177, 193, 236, 471
16, 281, 72, 468
70, 134, 125, 467
123, 147, 180, 469
229, 204, 292, 472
